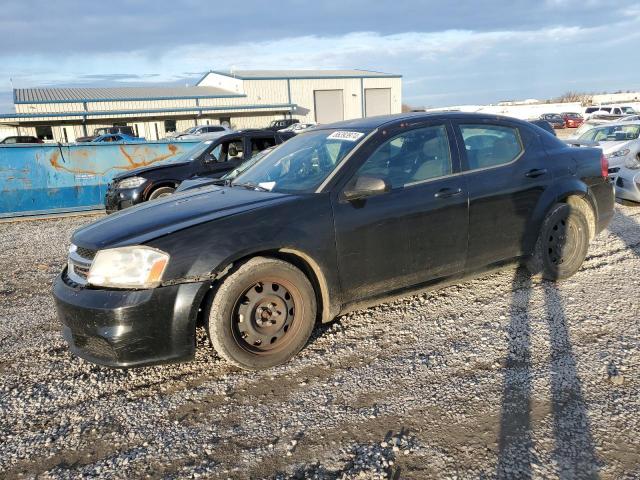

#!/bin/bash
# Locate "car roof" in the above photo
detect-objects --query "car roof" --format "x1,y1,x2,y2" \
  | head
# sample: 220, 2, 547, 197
591, 120, 640, 128
313, 111, 533, 130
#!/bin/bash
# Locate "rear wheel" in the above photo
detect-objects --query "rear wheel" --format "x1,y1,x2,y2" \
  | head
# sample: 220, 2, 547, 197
148, 186, 175, 200
526, 203, 590, 280
206, 257, 317, 370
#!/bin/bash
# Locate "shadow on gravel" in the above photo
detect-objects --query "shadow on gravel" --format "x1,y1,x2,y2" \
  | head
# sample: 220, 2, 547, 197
607, 209, 640, 257
497, 269, 599, 479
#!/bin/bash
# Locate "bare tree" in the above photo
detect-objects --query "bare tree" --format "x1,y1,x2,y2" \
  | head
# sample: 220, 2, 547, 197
554, 91, 593, 106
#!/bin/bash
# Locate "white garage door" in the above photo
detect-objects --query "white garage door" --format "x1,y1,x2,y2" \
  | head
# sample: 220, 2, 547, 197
365, 88, 391, 117
314, 90, 344, 124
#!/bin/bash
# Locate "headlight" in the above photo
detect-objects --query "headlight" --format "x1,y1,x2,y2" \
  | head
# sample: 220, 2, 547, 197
87, 246, 169, 289
625, 156, 640, 169
606, 148, 630, 159
117, 176, 146, 189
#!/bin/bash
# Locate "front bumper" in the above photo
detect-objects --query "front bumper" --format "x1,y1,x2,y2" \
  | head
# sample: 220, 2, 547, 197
615, 169, 640, 203
53, 271, 209, 367
104, 185, 145, 214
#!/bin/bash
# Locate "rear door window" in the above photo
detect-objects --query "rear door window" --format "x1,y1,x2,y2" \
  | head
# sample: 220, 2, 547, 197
250, 136, 277, 156
459, 124, 524, 171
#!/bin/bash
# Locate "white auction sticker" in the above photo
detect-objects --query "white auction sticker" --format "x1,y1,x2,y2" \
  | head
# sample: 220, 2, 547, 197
327, 131, 365, 142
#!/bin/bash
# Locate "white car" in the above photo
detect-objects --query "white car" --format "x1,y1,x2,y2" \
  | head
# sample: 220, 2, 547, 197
576, 122, 640, 185
169, 125, 233, 141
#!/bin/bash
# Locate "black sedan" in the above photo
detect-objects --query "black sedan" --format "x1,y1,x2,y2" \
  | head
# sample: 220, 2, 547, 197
104, 129, 293, 212
54, 112, 614, 370
539, 113, 566, 129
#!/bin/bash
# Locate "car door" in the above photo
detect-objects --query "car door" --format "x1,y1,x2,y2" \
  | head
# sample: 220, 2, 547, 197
196, 137, 242, 178
331, 121, 469, 303
452, 119, 554, 271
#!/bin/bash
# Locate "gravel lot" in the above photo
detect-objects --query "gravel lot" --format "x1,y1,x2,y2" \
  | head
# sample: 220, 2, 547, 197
0, 205, 639, 479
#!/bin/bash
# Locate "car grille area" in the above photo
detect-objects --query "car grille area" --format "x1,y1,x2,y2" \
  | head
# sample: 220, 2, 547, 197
66, 246, 95, 286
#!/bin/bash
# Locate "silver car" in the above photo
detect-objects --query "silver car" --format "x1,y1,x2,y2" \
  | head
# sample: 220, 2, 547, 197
576, 122, 640, 181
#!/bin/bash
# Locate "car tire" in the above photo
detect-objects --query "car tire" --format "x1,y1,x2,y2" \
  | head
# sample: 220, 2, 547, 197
206, 257, 317, 370
148, 186, 175, 200
526, 203, 590, 281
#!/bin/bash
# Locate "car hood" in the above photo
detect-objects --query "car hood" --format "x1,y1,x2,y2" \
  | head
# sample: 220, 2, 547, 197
73, 186, 293, 249
112, 161, 191, 181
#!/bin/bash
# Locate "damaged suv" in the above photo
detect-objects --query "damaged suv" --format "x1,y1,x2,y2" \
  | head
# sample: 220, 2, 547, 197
53, 112, 614, 370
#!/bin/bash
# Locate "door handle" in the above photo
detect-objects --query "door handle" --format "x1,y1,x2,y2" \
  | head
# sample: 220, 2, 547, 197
525, 168, 548, 178
434, 187, 463, 199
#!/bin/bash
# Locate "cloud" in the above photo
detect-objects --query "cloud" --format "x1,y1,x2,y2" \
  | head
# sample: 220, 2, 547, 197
0, 2, 639, 111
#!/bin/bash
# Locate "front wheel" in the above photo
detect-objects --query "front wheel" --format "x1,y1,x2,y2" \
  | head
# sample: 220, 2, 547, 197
526, 203, 590, 280
148, 186, 175, 200
206, 257, 317, 370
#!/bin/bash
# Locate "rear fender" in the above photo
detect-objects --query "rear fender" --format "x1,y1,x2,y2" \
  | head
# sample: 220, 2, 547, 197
523, 179, 593, 254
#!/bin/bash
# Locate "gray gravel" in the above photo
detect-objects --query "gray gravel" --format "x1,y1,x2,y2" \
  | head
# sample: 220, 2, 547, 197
0, 206, 639, 479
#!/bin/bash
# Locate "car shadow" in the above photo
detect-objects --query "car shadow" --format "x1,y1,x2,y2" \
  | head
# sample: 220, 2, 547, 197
606, 207, 640, 257
497, 268, 599, 479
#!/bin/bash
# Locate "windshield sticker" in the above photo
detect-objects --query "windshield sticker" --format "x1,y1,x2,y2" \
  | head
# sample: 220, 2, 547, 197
258, 181, 276, 191
327, 131, 365, 142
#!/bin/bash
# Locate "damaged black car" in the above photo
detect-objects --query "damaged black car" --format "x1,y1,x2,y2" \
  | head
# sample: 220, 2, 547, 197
53, 112, 614, 370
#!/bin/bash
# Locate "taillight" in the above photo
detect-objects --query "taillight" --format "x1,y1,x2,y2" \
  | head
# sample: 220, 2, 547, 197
601, 153, 609, 178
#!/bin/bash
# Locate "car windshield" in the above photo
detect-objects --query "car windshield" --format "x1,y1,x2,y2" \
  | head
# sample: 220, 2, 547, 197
622, 107, 636, 114
564, 113, 582, 118
231, 129, 369, 193
579, 124, 640, 142
163, 140, 214, 164
222, 148, 274, 180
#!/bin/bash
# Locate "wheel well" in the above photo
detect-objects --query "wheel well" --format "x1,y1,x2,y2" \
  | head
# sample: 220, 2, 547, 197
195, 249, 330, 328
145, 182, 178, 200
562, 194, 596, 240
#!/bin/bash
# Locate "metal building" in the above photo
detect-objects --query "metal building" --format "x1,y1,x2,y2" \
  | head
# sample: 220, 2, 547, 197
0, 69, 402, 142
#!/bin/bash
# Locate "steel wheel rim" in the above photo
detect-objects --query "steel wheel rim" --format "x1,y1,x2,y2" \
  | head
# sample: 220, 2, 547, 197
232, 278, 299, 354
547, 216, 579, 266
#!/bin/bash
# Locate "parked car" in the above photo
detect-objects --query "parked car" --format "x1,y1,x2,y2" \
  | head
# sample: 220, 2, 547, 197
0, 136, 43, 144
91, 133, 146, 143
614, 163, 640, 204
104, 129, 293, 212
576, 121, 640, 179
54, 112, 614, 370
561, 112, 584, 128
77, 126, 137, 142
529, 120, 556, 136
175, 147, 276, 193
584, 105, 637, 121
539, 113, 566, 129
619, 114, 640, 123
170, 125, 233, 141
266, 118, 299, 131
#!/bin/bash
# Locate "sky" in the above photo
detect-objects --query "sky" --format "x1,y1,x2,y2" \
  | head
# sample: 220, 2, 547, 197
0, 0, 639, 112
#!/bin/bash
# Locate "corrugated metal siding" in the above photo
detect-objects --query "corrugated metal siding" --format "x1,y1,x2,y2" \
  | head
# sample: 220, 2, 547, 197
217, 69, 400, 79
14, 86, 235, 103
3, 75, 402, 142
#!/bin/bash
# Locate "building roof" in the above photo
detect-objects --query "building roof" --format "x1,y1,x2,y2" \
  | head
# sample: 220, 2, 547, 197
14, 86, 242, 104
203, 69, 402, 81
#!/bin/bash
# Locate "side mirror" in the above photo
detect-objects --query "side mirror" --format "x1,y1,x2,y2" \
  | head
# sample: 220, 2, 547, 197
343, 176, 390, 201
203, 153, 217, 164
